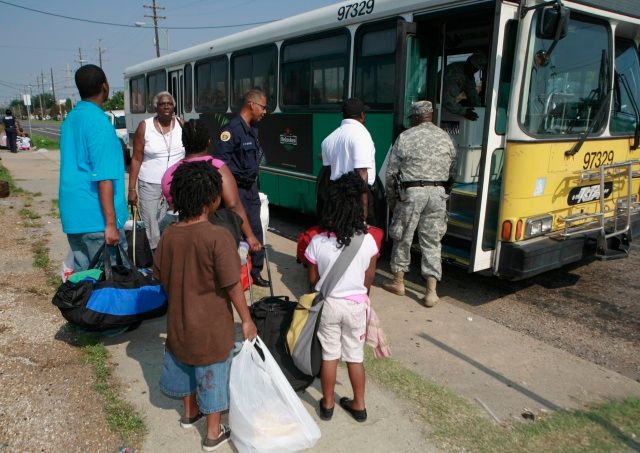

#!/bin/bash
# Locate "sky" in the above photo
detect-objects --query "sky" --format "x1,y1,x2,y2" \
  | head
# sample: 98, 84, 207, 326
0, 0, 339, 105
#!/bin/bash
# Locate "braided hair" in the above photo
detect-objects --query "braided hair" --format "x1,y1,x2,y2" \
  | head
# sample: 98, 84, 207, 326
319, 172, 368, 248
181, 118, 210, 155
170, 161, 221, 221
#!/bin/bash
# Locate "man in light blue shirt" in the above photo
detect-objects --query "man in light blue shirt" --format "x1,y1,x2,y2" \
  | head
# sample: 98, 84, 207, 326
59, 64, 128, 271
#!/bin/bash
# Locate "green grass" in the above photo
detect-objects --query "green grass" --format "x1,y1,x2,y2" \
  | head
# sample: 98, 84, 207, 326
31, 133, 59, 149
50, 198, 60, 218
364, 348, 640, 452
32, 240, 50, 269
76, 332, 146, 445
0, 163, 25, 194
19, 207, 40, 219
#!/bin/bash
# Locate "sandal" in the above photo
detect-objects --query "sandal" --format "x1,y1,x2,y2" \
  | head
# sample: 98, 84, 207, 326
318, 398, 334, 421
339, 397, 367, 422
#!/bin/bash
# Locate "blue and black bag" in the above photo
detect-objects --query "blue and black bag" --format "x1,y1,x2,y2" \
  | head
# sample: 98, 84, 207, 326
52, 244, 167, 331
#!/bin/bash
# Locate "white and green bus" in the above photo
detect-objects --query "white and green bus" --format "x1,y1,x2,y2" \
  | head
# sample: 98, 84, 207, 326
124, 0, 640, 279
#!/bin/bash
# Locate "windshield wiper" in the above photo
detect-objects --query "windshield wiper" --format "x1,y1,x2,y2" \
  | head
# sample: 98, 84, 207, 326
565, 51, 610, 157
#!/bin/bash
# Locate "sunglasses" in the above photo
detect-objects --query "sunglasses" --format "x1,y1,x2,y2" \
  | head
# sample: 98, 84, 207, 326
252, 101, 267, 111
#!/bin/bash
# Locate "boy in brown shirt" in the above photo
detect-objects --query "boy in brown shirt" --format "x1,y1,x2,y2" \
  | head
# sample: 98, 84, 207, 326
154, 161, 257, 451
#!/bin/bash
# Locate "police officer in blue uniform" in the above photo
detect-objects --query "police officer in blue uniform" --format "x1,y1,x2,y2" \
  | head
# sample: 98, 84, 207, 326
213, 89, 270, 286
3, 109, 20, 154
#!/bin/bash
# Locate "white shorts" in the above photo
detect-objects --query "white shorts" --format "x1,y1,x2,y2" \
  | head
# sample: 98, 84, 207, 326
317, 296, 367, 363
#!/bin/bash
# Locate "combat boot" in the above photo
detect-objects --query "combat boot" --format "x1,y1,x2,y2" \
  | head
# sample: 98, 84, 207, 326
382, 271, 405, 296
423, 276, 439, 307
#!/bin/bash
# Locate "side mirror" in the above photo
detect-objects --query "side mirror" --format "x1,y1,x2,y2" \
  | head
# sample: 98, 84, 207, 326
537, 5, 570, 40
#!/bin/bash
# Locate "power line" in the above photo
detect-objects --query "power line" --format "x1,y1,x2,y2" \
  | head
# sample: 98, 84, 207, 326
0, 0, 274, 30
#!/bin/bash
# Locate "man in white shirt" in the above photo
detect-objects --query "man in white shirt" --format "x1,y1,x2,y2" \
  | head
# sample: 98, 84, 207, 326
319, 98, 377, 223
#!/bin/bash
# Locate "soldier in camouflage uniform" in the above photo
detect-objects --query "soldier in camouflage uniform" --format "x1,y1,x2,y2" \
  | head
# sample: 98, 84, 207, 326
382, 101, 457, 307
441, 52, 487, 121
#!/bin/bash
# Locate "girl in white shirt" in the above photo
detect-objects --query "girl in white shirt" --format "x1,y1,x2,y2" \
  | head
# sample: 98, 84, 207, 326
304, 172, 378, 423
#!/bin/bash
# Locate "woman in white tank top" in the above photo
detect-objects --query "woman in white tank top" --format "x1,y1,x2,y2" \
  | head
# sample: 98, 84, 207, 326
128, 91, 185, 250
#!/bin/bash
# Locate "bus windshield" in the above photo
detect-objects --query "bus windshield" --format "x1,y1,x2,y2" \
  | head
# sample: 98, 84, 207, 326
520, 13, 610, 136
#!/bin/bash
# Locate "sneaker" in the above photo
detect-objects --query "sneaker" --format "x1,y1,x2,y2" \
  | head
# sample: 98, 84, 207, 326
180, 412, 204, 429
202, 425, 231, 451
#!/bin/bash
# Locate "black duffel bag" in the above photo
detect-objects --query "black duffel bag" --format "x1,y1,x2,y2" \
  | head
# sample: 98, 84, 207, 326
52, 244, 167, 331
250, 296, 315, 392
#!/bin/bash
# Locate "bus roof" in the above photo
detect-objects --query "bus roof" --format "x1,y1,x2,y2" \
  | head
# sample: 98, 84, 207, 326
571, 0, 640, 20
124, 0, 639, 78
123, 0, 479, 77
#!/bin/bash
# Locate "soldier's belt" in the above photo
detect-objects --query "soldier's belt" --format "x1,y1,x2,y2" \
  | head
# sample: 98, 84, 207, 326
401, 180, 446, 189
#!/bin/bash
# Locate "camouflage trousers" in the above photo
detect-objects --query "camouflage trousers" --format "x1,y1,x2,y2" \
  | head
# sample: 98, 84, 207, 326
388, 186, 448, 281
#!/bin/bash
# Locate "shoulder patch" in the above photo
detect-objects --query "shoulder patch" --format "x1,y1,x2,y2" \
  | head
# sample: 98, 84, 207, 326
220, 131, 231, 142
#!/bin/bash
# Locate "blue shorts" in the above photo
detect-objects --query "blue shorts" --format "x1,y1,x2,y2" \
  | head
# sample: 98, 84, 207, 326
159, 349, 232, 414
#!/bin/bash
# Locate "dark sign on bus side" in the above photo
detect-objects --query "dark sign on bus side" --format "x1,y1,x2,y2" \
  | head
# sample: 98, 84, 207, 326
567, 182, 613, 205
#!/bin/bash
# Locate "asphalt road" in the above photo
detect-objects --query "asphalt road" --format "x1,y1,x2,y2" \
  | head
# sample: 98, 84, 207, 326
25, 120, 61, 141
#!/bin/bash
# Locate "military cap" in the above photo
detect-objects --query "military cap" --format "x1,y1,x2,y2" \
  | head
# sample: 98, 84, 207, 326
468, 51, 488, 70
408, 100, 433, 117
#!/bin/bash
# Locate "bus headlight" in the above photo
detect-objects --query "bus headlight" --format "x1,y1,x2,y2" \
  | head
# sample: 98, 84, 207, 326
524, 215, 553, 238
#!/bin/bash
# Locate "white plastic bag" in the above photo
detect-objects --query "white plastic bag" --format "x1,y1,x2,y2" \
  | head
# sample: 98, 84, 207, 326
229, 336, 321, 453
60, 249, 75, 282
258, 192, 269, 243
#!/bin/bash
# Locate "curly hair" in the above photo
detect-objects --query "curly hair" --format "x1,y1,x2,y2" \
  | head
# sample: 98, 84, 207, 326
319, 172, 368, 248
181, 118, 210, 155
170, 161, 221, 221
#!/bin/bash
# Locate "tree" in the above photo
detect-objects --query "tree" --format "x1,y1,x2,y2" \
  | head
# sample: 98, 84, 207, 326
104, 91, 124, 110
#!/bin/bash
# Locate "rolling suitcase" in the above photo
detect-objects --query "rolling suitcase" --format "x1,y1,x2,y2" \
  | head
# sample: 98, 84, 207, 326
247, 244, 315, 392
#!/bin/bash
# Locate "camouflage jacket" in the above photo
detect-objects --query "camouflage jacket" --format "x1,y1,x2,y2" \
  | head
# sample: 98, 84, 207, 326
442, 62, 481, 116
385, 122, 457, 202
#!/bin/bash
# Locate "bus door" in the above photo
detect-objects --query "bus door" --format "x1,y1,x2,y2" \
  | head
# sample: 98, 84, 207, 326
168, 69, 183, 117
469, 2, 520, 272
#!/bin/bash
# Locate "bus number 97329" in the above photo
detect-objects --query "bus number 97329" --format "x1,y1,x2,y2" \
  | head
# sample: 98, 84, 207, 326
337, 0, 375, 21
582, 150, 615, 170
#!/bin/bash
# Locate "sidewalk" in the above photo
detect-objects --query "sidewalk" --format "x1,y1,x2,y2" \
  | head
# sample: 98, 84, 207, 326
3, 149, 640, 452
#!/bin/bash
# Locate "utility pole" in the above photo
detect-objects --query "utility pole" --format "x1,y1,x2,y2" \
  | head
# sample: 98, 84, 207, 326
36, 73, 44, 119
144, 0, 166, 58
97, 39, 106, 68
64, 64, 76, 107
77, 48, 86, 68
41, 70, 47, 119
50, 67, 60, 120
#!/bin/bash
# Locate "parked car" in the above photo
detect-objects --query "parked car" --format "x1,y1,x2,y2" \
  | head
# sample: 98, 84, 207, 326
105, 110, 131, 167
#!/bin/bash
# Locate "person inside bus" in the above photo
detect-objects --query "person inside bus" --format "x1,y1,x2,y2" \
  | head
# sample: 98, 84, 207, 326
161, 118, 261, 252
128, 91, 185, 251
441, 51, 487, 120
213, 89, 270, 287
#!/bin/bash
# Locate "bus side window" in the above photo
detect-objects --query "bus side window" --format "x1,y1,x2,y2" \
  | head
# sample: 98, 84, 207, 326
231, 45, 278, 112
146, 70, 167, 113
195, 56, 228, 112
129, 75, 146, 114
354, 21, 397, 110
280, 30, 349, 109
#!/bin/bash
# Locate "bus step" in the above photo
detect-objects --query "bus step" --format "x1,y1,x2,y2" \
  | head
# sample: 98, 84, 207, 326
442, 244, 471, 267
449, 193, 477, 218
